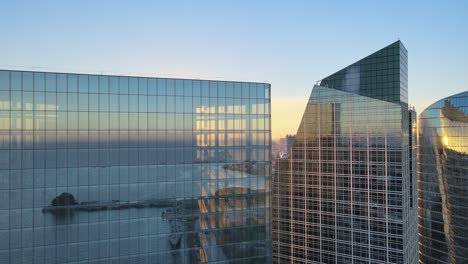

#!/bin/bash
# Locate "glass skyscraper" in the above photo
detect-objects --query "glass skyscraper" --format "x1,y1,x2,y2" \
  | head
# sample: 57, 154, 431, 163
272, 41, 418, 263
418, 91, 468, 263
0, 70, 271, 263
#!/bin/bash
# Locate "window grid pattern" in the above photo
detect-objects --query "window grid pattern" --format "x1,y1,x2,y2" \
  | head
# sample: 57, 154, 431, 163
0, 70, 271, 264
273, 41, 417, 264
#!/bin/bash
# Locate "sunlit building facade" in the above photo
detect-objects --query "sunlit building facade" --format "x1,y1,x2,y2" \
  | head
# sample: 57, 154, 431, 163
418, 91, 468, 263
273, 41, 418, 263
0, 70, 271, 263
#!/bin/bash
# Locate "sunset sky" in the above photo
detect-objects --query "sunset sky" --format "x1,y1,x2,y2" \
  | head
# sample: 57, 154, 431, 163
2, 0, 468, 139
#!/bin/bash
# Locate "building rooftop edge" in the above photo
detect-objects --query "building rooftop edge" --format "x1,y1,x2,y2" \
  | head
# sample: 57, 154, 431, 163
0, 68, 271, 85
420, 90, 468, 115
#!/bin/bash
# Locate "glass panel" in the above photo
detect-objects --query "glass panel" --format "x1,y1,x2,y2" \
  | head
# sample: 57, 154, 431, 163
57, 74, 67, 92
166, 79, 175, 95
256, 83, 264, 98
157, 96, 165, 112
241, 82, 249, 98
11, 72, 21, 91
218, 81, 226, 97
148, 78, 157, 95
129, 95, 138, 112
119, 76, 129, 94
226, 81, 234, 98
68, 93, 78, 111
79, 93, 88, 110
139, 95, 147, 112
0, 91, 9, 110
0, 71, 8, 90
99, 76, 109, 94
109, 76, 119, 94
210, 81, 217, 97
23, 92, 33, 110
234, 82, 242, 98
109, 95, 118, 112
89, 94, 98, 111
175, 80, 183, 96
167, 96, 175, 113
183, 80, 192, 96
34, 92, 45, 111
249, 83, 257, 98
45, 73, 56, 92
23, 72, 33, 91
138, 78, 147, 95
57, 93, 67, 111
79, 75, 88, 93
193, 80, 200, 96
99, 94, 109, 112
68, 74, 78, 92
129, 77, 138, 94
33, 72, 45, 91
89, 75, 99, 93
10, 91, 21, 110
157, 79, 165, 95
119, 94, 128, 112
148, 96, 156, 112
201, 80, 209, 97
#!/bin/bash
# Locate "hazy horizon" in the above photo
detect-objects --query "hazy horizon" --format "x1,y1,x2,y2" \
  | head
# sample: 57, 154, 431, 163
3, 0, 467, 139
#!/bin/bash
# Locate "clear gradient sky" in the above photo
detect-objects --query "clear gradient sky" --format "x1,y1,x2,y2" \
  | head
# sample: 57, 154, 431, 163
2, 0, 468, 139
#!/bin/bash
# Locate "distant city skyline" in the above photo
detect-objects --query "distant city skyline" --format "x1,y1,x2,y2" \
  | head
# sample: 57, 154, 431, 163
2, 0, 468, 139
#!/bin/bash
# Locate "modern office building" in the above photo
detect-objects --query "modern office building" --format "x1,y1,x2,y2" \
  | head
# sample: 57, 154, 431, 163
273, 41, 418, 263
418, 91, 468, 263
0, 70, 272, 263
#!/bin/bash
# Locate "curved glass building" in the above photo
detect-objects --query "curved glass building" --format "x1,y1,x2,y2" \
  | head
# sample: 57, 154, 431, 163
418, 91, 468, 263
0, 70, 271, 263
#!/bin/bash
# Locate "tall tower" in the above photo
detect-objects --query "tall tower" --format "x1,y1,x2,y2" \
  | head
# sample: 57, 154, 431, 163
272, 41, 418, 263
418, 91, 468, 263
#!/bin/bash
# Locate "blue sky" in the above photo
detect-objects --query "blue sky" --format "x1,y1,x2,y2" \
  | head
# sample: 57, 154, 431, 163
2, 0, 468, 138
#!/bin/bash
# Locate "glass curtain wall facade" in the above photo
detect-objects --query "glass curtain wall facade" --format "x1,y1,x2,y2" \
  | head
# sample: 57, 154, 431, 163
0, 70, 271, 264
418, 91, 468, 263
273, 41, 418, 263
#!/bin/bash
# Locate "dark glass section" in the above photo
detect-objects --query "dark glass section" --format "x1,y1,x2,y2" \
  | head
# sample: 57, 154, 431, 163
272, 42, 418, 264
0, 70, 271, 263
418, 91, 468, 263
320, 41, 408, 105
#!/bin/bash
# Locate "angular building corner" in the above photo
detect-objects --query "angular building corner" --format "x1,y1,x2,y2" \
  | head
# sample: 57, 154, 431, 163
418, 91, 468, 263
0, 71, 272, 263
273, 41, 418, 263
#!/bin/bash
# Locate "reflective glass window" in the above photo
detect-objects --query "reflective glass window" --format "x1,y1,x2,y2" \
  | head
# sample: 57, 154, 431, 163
0, 71, 8, 90
33, 73, 45, 91
201, 81, 209, 97
148, 78, 157, 95
23, 72, 33, 91
110, 76, 119, 94
166, 79, 175, 96
129, 77, 138, 94
89, 75, 99, 93
45, 73, 57, 92
193, 80, 200, 96
139, 78, 147, 95
99, 76, 109, 94
118, 76, 129, 94
79, 75, 88, 93
157, 79, 165, 95
68, 74, 78, 92
11, 72, 21, 91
